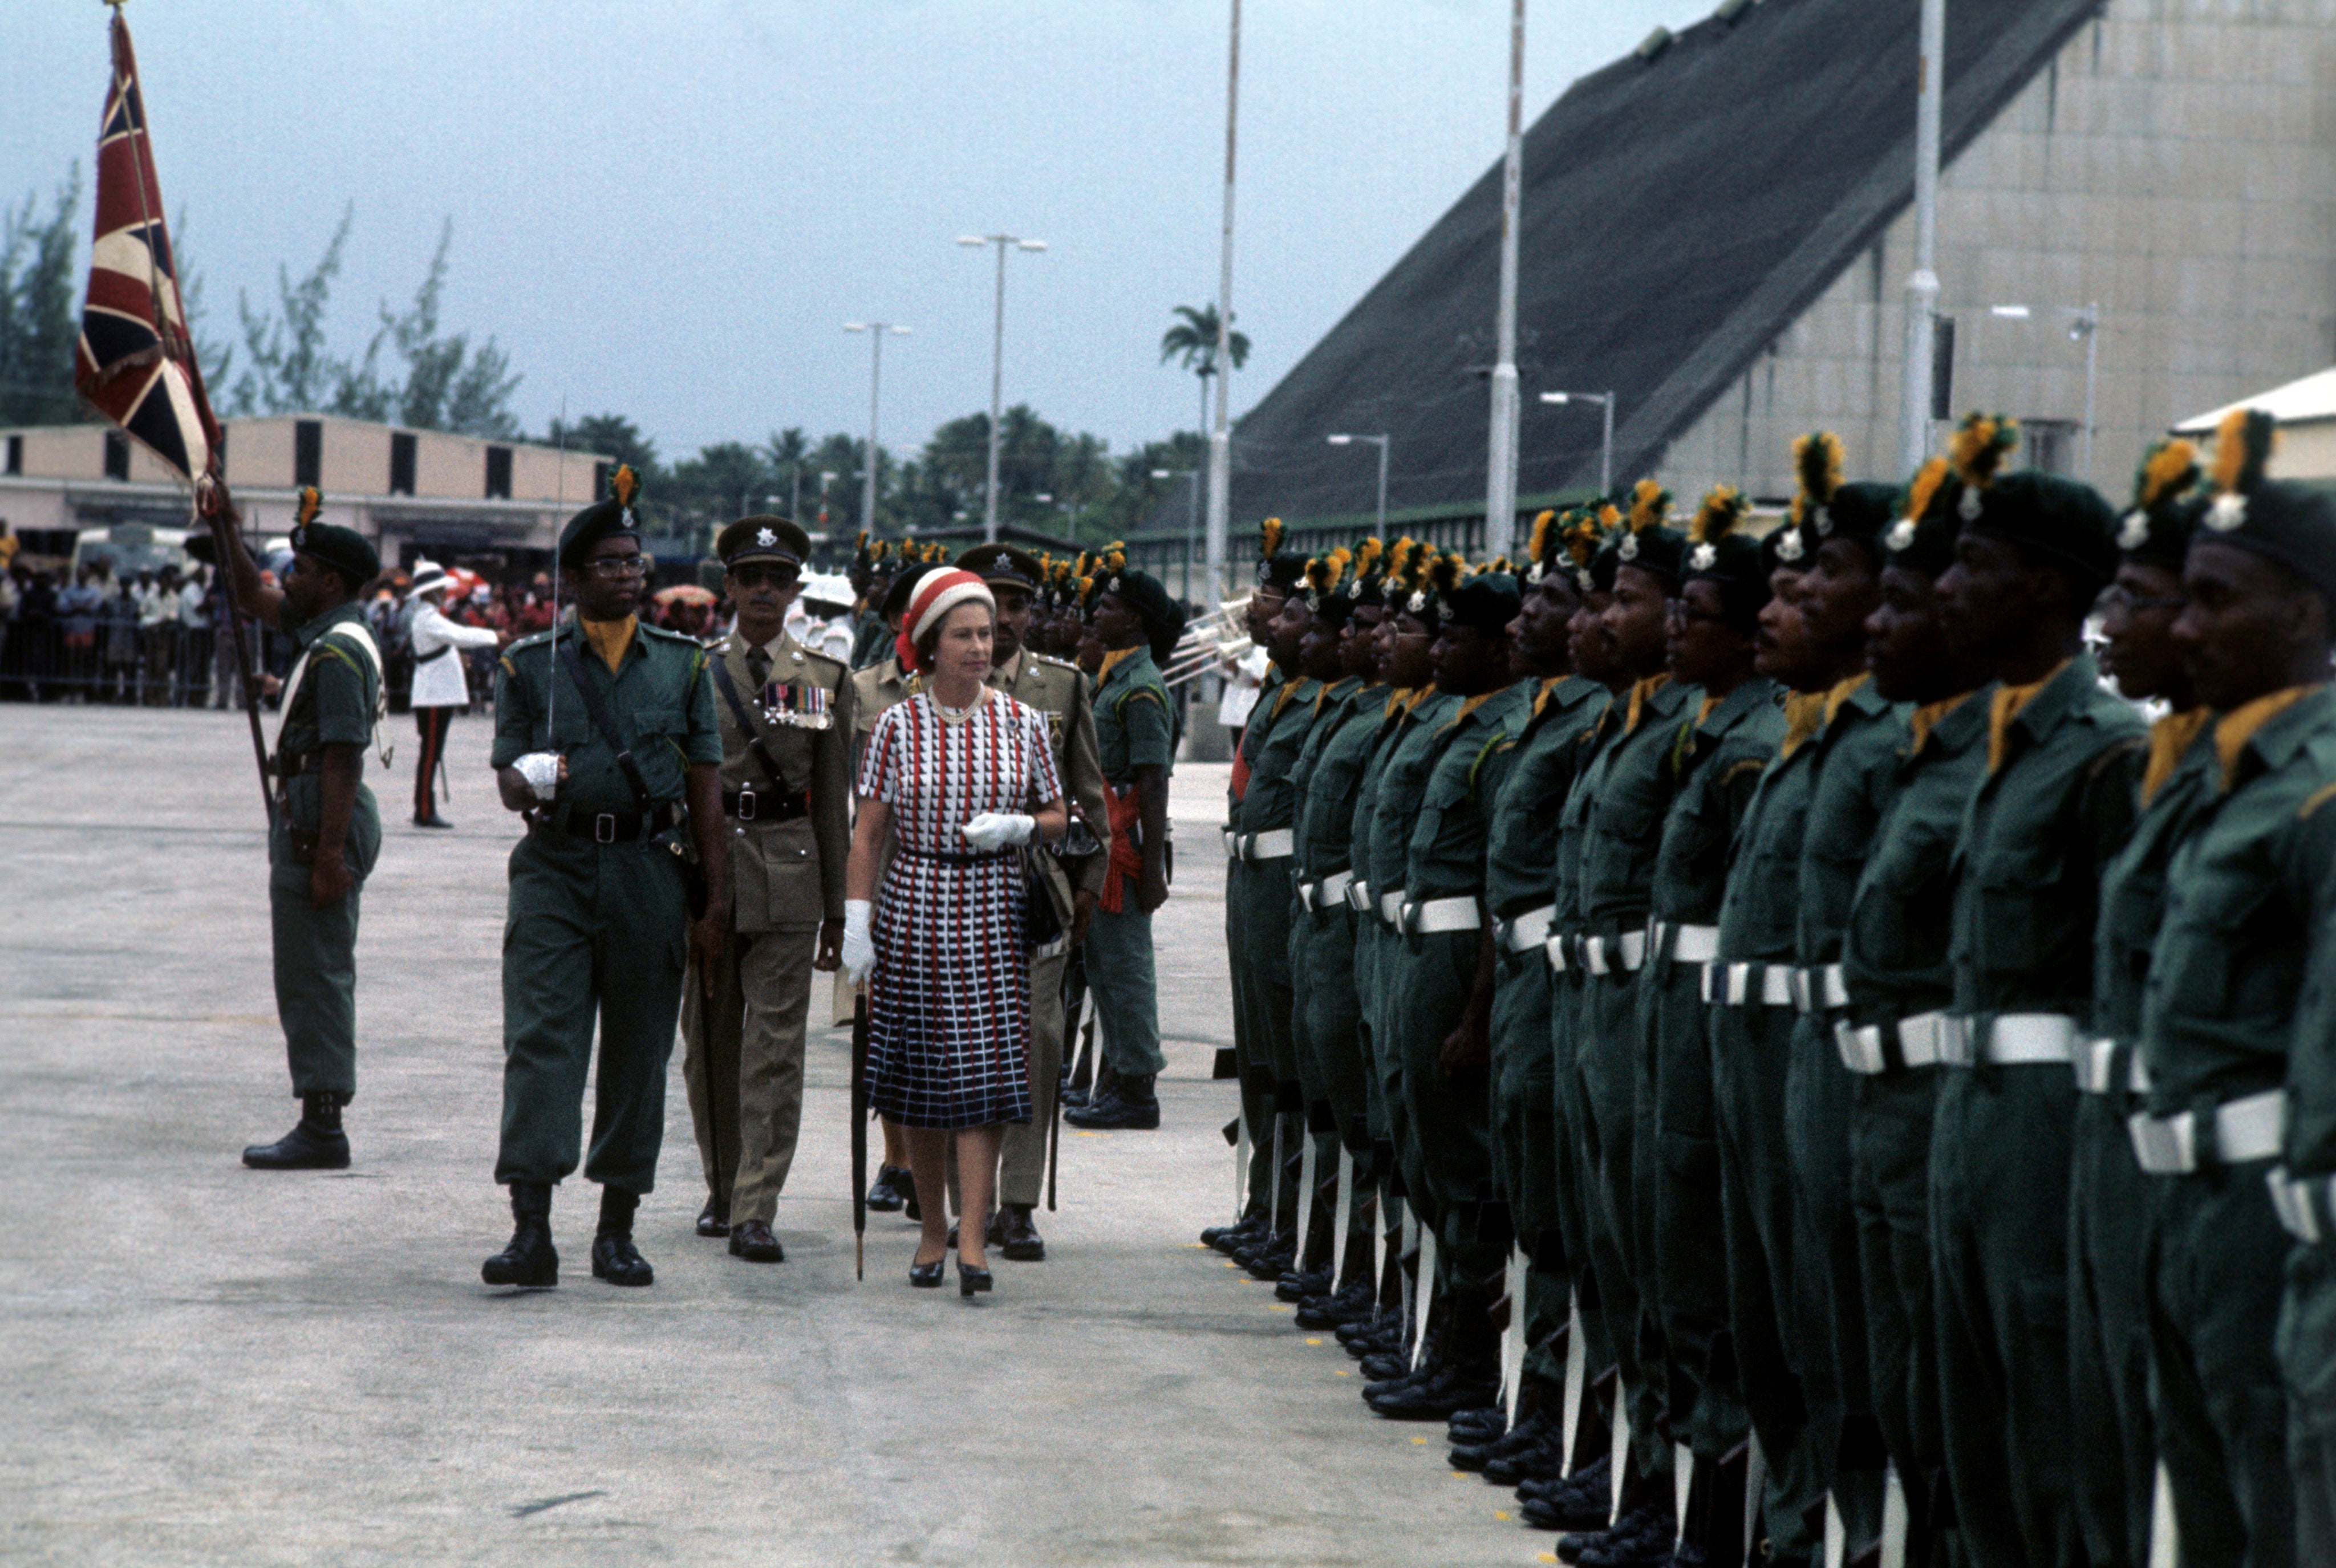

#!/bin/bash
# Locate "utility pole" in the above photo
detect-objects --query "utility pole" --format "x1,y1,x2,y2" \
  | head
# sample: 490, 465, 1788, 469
957, 234, 1046, 542
1900, 0, 1944, 473
1204, 0, 1241, 609
844, 322, 910, 537
1486, 0, 1527, 552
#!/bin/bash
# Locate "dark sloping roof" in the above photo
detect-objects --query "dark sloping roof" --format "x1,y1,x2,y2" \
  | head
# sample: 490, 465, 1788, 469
1220, 0, 2103, 529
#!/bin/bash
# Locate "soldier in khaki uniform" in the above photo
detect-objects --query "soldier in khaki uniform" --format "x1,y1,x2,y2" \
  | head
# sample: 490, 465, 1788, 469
680, 517, 853, 1264
955, 543, 1110, 1261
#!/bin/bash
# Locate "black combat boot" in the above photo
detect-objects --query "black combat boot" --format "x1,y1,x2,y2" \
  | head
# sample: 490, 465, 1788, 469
242, 1092, 351, 1170
591, 1185, 654, 1286
481, 1181, 557, 1288
1064, 1071, 1159, 1130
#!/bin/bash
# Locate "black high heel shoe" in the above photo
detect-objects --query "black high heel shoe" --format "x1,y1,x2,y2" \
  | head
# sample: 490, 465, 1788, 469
910, 1255, 946, 1289
958, 1261, 993, 1298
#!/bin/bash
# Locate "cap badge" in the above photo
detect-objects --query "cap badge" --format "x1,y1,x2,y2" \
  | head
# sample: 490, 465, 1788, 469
1957, 487, 1984, 523
1775, 529, 1806, 563
1688, 543, 1717, 572
2207, 493, 2248, 533
1885, 518, 1917, 554
2116, 510, 2151, 551
1108, 575, 1122, 593
1408, 590, 1428, 614
1813, 504, 1834, 537
1617, 533, 1641, 562
1576, 568, 1596, 594
756, 527, 777, 547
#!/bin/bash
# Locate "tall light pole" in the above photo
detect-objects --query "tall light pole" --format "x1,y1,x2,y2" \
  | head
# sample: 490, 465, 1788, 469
843, 322, 910, 537
1204, 0, 1242, 610
1900, 0, 1945, 472
1539, 391, 1615, 497
957, 234, 1047, 542
1486, 0, 1528, 551
1153, 466, 1202, 602
1326, 433, 1390, 537
1991, 302, 2103, 484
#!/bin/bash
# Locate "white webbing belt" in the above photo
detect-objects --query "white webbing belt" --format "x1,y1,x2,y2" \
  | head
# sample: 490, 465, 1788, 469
1706, 962, 1795, 1007
2128, 1088, 2285, 1175
1407, 896, 1482, 936
2074, 1038, 2148, 1096
2269, 1165, 2334, 1244
1669, 924, 1721, 964
1379, 888, 1405, 928
1938, 1012, 2079, 1068
1244, 828, 1295, 862
1834, 1011, 1952, 1076
1347, 878, 1372, 913
1791, 963, 1849, 1014
1499, 904, 1554, 954
1316, 870, 1354, 909
1583, 929, 1647, 976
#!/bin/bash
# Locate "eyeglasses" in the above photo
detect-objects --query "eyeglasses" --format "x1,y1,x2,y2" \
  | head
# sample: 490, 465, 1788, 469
2098, 584, 2184, 615
728, 563, 798, 590
585, 554, 654, 579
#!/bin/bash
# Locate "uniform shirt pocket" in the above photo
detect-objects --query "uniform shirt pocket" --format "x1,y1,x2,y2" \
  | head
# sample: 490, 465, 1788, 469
1972, 839, 2069, 980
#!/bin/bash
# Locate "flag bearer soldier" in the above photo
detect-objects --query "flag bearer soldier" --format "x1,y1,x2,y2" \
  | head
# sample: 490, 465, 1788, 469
1286, 543, 1393, 1326
1780, 452, 1905, 1562
1214, 523, 1316, 1274
480, 469, 728, 1290
1453, 514, 1613, 1491
958, 544, 1112, 1256
202, 484, 387, 1171
678, 515, 852, 1264
2138, 408, 2334, 1568
1360, 563, 1530, 1426
1927, 428, 2143, 1568
1630, 487, 1779, 1553
1836, 454, 1991, 1567
2070, 439, 2206, 1568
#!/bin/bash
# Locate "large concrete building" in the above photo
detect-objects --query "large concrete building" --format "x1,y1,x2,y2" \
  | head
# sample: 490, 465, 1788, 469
0, 415, 607, 571
1187, 0, 2336, 555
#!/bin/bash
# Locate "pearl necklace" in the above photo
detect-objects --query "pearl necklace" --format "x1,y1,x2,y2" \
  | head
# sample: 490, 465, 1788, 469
932, 689, 983, 724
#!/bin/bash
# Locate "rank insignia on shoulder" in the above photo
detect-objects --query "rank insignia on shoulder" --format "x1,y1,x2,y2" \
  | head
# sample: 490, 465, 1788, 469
760, 680, 833, 729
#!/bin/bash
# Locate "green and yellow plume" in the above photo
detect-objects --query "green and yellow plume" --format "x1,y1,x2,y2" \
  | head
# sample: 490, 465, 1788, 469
1259, 516, 1284, 560
1788, 431, 1844, 526
294, 486, 322, 527
1627, 479, 1670, 534
2134, 438, 2200, 511
610, 463, 640, 509
2210, 407, 2276, 496
1901, 456, 1950, 523
1947, 413, 2018, 489
1690, 485, 1747, 544
1526, 509, 1558, 565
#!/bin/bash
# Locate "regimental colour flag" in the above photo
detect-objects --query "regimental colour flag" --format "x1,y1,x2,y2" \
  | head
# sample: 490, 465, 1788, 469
72, 11, 221, 484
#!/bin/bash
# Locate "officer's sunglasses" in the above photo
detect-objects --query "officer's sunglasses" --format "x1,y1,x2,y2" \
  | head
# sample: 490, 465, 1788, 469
729, 563, 800, 590
585, 554, 655, 579
2098, 583, 2184, 615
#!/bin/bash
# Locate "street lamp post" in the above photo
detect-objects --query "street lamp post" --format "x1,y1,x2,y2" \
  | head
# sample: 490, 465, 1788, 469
1486, 0, 1528, 551
1325, 433, 1390, 537
1538, 391, 1615, 497
1152, 466, 1202, 602
1901, 0, 1945, 472
957, 234, 1047, 543
843, 322, 910, 538
1991, 302, 2103, 484
1204, 0, 1243, 612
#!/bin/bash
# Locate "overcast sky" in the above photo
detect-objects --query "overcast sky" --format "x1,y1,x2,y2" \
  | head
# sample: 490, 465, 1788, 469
12, 1, 1698, 465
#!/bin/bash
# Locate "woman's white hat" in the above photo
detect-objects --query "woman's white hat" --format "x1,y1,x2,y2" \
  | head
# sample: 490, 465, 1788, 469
409, 559, 449, 598
897, 568, 995, 673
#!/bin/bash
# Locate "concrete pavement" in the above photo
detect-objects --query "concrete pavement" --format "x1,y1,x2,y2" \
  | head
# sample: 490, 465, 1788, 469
0, 704, 1544, 1566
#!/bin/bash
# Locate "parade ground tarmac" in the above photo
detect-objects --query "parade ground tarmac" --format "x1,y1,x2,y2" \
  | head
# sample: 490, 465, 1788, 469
1, 705, 1540, 1567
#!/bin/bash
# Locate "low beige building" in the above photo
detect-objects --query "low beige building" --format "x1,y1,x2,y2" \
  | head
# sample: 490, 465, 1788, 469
0, 415, 607, 571
2173, 365, 2336, 480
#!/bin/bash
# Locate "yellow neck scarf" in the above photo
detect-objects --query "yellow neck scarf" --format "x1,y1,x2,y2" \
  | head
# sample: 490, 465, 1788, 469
2140, 707, 2212, 807
1986, 659, 2073, 775
1779, 690, 1828, 761
1623, 672, 1673, 736
2214, 685, 2323, 793
579, 614, 637, 675
1908, 689, 1978, 756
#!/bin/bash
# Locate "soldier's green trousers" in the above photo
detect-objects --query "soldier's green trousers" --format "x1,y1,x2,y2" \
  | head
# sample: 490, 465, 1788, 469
1224, 855, 1276, 1215
1299, 903, 1374, 1143
1849, 1066, 1946, 1552
1390, 927, 1499, 1286
1085, 905, 1164, 1076
1492, 947, 1568, 1388
1551, 964, 1619, 1435
2148, 1159, 2295, 1568
2278, 1245, 2336, 1565
1645, 956, 1749, 1461
1578, 965, 1671, 1482
496, 830, 688, 1196
2069, 1090, 2156, 1568
1929, 1064, 2083, 1568
1712, 1000, 1822, 1567
268, 781, 379, 1100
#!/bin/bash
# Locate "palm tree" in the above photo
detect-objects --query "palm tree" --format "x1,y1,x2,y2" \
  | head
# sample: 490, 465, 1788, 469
767, 427, 809, 522
1160, 303, 1250, 436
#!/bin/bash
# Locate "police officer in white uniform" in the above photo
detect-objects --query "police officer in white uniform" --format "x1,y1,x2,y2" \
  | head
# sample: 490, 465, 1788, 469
405, 559, 501, 829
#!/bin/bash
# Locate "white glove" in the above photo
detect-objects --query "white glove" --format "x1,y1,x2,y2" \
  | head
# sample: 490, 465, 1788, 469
842, 900, 875, 985
960, 812, 1037, 851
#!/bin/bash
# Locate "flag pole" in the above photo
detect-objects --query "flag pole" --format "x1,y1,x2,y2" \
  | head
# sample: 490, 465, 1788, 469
200, 485, 280, 826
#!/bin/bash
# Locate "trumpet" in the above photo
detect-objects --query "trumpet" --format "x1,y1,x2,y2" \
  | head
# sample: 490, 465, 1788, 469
1161, 598, 1257, 688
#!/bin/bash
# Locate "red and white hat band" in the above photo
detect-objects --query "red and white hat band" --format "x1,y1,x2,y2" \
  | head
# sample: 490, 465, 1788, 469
897, 568, 995, 672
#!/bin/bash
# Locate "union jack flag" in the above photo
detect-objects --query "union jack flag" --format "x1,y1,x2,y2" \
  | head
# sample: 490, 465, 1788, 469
73, 11, 221, 484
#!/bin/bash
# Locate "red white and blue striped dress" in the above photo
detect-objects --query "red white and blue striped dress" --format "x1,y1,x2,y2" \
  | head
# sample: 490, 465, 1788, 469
857, 689, 1065, 1129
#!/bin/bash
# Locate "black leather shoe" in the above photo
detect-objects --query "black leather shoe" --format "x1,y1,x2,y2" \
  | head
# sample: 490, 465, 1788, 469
696, 1196, 730, 1237
590, 1186, 653, 1286
998, 1204, 1045, 1261
958, 1261, 993, 1297
1239, 1236, 1297, 1280
1275, 1265, 1332, 1302
243, 1092, 350, 1169
1483, 1440, 1566, 1487
481, 1181, 557, 1288
1295, 1278, 1375, 1329
910, 1255, 946, 1288
1064, 1074, 1161, 1130
1451, 1409, 1548, 1472
412, 813, 454, 830
1204, 1212, 1268, 1253
865, 1165, 909, 1213
728, 1219, 784, 1262
1369, 1367, 1499, 1421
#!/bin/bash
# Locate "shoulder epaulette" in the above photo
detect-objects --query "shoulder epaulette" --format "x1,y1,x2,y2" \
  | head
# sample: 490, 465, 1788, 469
506, 627, 558, 654
638, 620, 694, 644
1031, 652, 1080, 675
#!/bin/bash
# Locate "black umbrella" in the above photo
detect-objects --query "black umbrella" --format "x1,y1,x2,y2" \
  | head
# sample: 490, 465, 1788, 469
851, 991, 869, 1282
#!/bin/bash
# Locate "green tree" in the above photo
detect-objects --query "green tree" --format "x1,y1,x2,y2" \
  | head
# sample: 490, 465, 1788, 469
548, 413, 658, 479
0, 169, 83, 426
232, 205, 352, 415
1159, 302, 1249, 435
766, 426, 810, 520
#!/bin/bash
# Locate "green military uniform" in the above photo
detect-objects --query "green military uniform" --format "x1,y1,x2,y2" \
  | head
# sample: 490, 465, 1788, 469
2277, 814, 2336, 1564
1787, 676, 1905, 1543
1288, 673, 1373, 1147
1394, 680, 1532, 1286
1084, 644, 1170, 1079
2135, 688, 2335, 1566
1226, 663, 1285, 1214
1710, 685, 1838, 1566
1572, 671, 1696, 1481
2074, 711, 2210, 1566
269, 602, 384, 1100
1929, 653, 2142, 1568
849, 609, 892, 671
1234, 665, 1321, 1228
1641, 677, 1779, 1460
491, 615, 722, 1194
1484, 673, 1610, 1389
1839, 690, 1989, 1552
679, 623, 853, 1232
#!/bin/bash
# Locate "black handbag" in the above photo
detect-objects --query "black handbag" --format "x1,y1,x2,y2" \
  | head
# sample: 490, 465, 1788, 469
1020, 847, 1065, 951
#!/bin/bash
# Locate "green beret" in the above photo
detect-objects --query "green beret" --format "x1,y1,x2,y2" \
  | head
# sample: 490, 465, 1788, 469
1812, 481, 1899, 550
1881, 458, 1957, 576
1615, 522, 1686, 581
289, 521, 379, 586
1963, 470, 2120, 592
958, 543, 1043, 588
2201, 480, 2336, 607
1100, 564, 1185, 657
1681, 489, 1767, 629
1443, 571, 1522, 635
559, 498, 640, 570
717, 515, 809, 568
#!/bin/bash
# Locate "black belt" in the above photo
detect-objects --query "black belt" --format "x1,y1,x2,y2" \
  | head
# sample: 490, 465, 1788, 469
532, 801, 680, 844
413, 644, 455, 665
277, 752, 324, 779
724, 785, 808, 822
901, 846, 1012, 866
